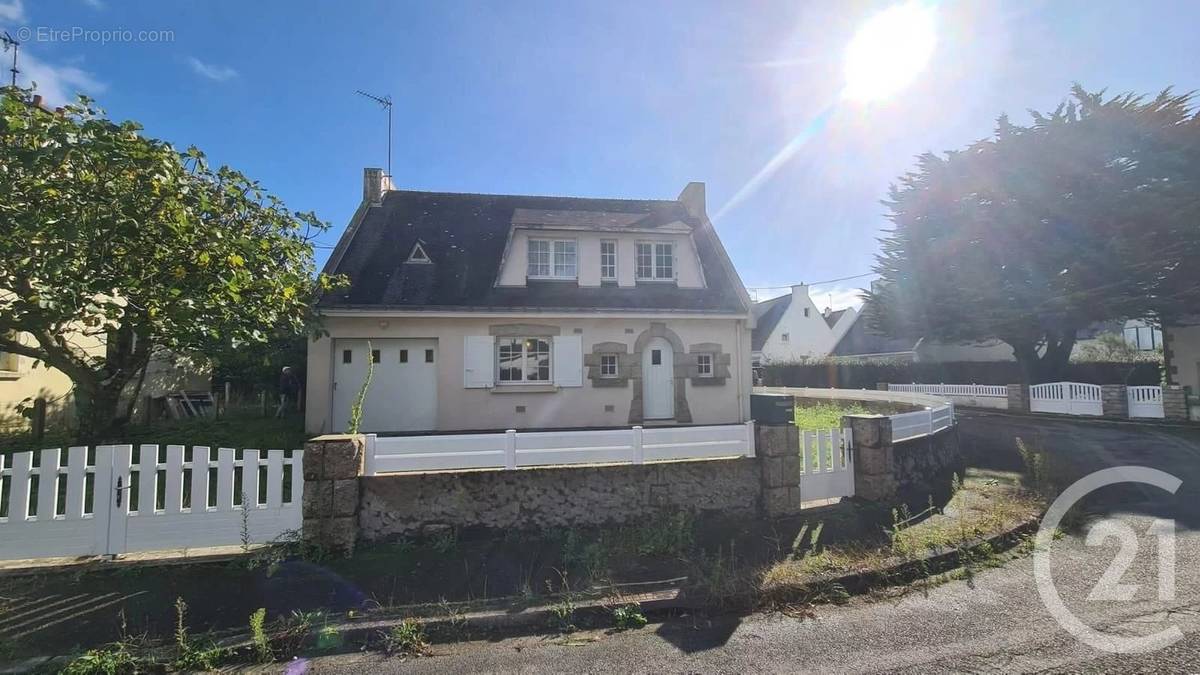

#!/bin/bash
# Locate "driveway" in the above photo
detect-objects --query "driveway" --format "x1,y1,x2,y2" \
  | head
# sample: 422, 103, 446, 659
303, 413, 1200, 674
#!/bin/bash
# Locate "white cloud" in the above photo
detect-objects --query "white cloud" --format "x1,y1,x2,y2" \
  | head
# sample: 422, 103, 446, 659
20, 50, 106, 106
0, 0, 24, 22
187, 56, 238, 82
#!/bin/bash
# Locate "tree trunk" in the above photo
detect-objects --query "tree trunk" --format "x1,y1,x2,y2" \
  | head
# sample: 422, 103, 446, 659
1009, 340, 1041, 385
73, 384, 124, 444
1007, 331, 1076, 385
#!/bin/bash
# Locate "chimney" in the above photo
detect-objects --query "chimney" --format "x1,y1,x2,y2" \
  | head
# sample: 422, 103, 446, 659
362, 167, 393, 206
790, 283, 808, 301
824, 306, 833, 318
677, 182, 706, 219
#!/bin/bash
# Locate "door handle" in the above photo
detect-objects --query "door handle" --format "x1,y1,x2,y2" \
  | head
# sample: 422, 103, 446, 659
114, 475, 132, 507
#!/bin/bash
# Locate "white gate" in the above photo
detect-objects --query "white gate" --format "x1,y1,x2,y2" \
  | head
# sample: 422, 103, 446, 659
1030, 382, 1103, 416
0, 445, 302, 561
1128, 386, 1165, 419
797, 428, 855, 501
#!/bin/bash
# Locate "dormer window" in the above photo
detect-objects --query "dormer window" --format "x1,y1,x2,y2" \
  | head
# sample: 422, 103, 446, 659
406, 241, 431, 264
635, 242, 674, 281
528, 239, 577, 280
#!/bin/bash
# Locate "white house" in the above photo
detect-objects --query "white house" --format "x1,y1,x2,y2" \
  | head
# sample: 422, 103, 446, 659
305, 169, 754, 435
750, 284, 857, 365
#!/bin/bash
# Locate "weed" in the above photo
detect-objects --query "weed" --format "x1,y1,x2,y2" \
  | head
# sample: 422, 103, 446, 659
61, 641, 142, 675
271, 609, 326, 659
173, 598, 225, 671
545, 570, 578, 633
240, 491, 252, 554
315, 624, 344, 652
611, 603, 647, 630
379, 618, 429, 657
430, 527, 458, 555
630, 511, 694, 557
249, 608, 272, 663
347, 339, 376, 434
436, 597, 470, 638
561, 528, 607, 579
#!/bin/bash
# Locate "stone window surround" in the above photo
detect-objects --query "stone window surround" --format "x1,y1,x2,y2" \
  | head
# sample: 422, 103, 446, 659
585, 341, 634, 388
686, 342, 731, 386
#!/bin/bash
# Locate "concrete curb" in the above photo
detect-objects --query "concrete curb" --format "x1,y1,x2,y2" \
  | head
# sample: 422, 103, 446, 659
957, 408, 1198, 430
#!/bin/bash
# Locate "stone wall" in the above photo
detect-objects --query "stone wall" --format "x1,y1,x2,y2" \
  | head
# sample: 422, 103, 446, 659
358, 458, 761, 540
846, 415, 962, 505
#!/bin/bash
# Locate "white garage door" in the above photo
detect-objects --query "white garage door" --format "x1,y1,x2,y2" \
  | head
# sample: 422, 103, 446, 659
332, 338, 438, 433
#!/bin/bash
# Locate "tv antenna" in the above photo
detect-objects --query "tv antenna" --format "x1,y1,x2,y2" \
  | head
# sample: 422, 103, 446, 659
355, 89, 393, 179
1, 31, 19, 89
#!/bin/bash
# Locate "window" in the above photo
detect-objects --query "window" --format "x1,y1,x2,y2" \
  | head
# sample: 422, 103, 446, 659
528, 239, 577, 279
804, 308, 810, 318
696, 354, 713, 377
651, 349, 662, 365
425, 348, 435, 363
371, 349, 381, 364
781, 333, 789, 343
600, 354, 618, 378
399, 349, 408, 363
342, 349, 352, 364
600, 240, 617, 280
635, 242, 674, 280
497, 337, 551, 383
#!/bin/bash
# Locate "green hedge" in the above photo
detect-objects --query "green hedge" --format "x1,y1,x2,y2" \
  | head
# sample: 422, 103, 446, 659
760, 359, 1162, 389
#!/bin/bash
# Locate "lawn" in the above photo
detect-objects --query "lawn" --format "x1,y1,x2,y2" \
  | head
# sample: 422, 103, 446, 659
793, 402, 871, 430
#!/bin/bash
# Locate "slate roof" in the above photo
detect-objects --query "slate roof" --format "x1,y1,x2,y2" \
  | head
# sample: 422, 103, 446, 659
319, 189, 747, 314
750, 294, 791, 352
831, 314, 921, 357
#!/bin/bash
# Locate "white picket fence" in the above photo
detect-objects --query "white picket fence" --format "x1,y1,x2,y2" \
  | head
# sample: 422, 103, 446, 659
366, 422, 755, 475
1127, 386, 1165, 419
1030, 382, 1103, 416
891, 403, 957, 442
0, 445, 302, 561
888, 383, 1008, 398
798, 428, 855, 501
888, 383, 1008, 410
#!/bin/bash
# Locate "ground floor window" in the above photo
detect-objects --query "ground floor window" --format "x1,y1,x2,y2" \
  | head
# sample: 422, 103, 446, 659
497, 337, 551, 383
696, 353, 713, 377
600, 353, 618, 377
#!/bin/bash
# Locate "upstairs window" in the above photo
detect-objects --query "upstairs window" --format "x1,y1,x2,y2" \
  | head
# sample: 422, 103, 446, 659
600, 240, 617, 281
497, 337, 551, 383
528, 239, 576, 279
781, 333, 790, 343
635, 242, 674, 280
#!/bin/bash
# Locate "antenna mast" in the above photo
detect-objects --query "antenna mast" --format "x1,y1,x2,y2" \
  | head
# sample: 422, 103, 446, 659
1, 31, 19, 89
355, 89, 393, 180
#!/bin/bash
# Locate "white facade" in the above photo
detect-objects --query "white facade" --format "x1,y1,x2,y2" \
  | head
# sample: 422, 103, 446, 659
754, 284, 858, 363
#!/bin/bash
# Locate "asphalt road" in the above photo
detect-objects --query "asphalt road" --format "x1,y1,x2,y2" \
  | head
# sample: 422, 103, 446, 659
299, 413, 1200, 674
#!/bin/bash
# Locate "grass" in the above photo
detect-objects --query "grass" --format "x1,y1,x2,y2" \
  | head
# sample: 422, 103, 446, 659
759, 470, 1045, 603
793, 402, 871, 430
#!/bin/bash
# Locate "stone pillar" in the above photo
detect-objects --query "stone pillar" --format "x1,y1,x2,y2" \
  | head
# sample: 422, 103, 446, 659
1163, 386, 1188, 420
845, 415, 897, 502
755, 423, 802, 516
876, 382, 889, 391
1101, 384, 1128, 418
1006, 384, 1030, 413
303, 434, 366, 554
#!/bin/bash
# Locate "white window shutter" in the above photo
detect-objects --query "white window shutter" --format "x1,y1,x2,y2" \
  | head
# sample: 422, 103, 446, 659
552, 335, 583, 387
463, 336, 495, 388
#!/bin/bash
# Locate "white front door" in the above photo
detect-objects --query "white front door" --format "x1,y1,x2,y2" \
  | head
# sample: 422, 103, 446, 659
642, 337, 675, 420
332, 339, 438, 433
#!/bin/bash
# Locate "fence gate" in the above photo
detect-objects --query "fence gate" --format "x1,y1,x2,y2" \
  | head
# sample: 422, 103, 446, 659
1029, 382, 1103, 416
0, 445, 302, 562
797, 428, 855, 501
1128, 386, 1165, 419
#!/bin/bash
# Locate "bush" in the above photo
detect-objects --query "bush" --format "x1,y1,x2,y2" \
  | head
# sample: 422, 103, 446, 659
761, 358, 1160, 389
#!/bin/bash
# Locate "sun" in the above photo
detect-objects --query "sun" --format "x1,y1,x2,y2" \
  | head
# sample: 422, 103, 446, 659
843, 2, 937, 102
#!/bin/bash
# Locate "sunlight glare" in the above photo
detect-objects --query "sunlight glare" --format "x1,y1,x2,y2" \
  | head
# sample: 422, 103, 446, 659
843, 2, 937, 101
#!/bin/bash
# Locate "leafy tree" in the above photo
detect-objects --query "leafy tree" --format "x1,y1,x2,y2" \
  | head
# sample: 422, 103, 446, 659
0, 89, 340, 440
867, 86, 1200, 383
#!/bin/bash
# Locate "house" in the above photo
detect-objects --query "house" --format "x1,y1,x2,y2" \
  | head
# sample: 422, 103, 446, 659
0, 331, 210, 433
750, 284, 857, 366
304, 169, 754, 435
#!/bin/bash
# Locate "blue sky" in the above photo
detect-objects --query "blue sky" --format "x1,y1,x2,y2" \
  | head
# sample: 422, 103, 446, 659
4, 0, 1198, 309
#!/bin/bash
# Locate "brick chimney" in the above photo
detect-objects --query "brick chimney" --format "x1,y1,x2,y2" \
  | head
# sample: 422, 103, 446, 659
362, 168, 393, 206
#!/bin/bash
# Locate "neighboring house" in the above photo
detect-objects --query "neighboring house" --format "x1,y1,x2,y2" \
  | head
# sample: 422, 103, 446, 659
830, 314, 1163, 363
0, 331, 210, 433
750, 284, 857, 365
305, 169, 754, 435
